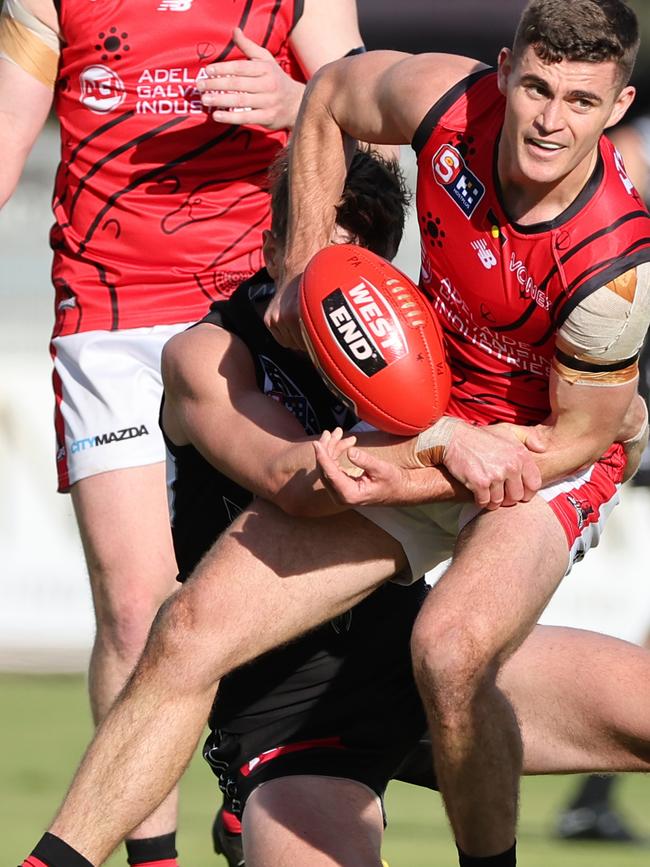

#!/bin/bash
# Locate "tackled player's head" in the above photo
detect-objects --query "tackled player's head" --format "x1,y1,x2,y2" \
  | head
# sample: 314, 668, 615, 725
512, 0, 640, 87
265, 146, 410, 274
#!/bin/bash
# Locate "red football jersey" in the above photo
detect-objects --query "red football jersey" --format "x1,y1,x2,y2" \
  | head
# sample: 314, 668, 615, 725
414, 70, 650, 425
51, 0, 305, 336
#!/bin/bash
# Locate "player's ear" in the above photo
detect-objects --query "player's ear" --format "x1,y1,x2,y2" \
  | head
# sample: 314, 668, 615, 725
497, 48, 513, 96
262, 229, 280, 279
604, 85, 636, 131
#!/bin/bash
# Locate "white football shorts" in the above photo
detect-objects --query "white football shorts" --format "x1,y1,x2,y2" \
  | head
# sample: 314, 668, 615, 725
358, 444, 625, 585
51, 322, 196, 492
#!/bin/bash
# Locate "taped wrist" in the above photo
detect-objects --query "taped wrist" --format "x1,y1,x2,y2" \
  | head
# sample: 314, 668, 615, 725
415, 416, 460, 466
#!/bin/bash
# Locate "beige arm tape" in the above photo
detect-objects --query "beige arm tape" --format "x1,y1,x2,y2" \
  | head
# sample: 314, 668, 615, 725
415, 416, 460, 466
554, 262, 650, 386
0, 0, 60, 89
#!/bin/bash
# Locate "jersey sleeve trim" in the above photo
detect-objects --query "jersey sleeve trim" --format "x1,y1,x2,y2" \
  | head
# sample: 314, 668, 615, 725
290, 0, 305, 32
411, 67, 493, 157
554, 347, 639, 373
555, 245, 650, 327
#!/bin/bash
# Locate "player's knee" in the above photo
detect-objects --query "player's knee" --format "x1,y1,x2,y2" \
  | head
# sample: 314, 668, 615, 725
141, 590, 221, 692
411, 612, 499, 704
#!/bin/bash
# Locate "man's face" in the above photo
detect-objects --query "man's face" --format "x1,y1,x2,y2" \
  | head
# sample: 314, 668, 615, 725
497, 44, 635, 187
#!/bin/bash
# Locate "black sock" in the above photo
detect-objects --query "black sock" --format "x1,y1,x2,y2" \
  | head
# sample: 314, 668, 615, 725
569, 774, 616, 810
27, 833, 94, 867
125, 833, 178, 866
457, 841, 516, 867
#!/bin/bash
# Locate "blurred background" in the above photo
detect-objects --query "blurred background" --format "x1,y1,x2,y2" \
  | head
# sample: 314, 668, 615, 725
2, 1, 650, 864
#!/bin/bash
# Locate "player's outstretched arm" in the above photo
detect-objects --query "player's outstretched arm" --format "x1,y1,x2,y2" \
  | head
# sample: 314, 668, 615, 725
316, 421, 545, 510
198, 0, 363, 131
265, 50, 486, 348
161, 325, 350, 517
315, 429, 469, 508
0, 0, 58, 205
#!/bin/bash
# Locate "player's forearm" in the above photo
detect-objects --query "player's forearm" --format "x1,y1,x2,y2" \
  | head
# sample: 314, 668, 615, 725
265, 438, 348, 516
281, 68, 350, 285
530, 377, 641, 484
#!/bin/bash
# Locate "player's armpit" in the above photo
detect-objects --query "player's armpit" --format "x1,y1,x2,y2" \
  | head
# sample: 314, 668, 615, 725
554, 262, 650, 386
0, 0, 59, 88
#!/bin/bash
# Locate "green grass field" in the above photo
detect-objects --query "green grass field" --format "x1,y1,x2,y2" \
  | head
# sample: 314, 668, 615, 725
3, 673, 649, 866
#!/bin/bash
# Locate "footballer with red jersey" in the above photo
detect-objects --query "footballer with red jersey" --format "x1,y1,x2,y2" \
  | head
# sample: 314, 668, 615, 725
268, 1, 650, 864
13, 3, 650, 867
0, 0, 364, 863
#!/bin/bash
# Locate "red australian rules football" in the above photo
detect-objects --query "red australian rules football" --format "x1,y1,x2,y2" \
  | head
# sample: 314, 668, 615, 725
299, 244, 451, 435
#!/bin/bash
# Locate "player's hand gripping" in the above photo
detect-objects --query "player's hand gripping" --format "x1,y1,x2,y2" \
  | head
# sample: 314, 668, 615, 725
314, 429, 413, 507
198, 28, 304, 130
429, 420, 545, 510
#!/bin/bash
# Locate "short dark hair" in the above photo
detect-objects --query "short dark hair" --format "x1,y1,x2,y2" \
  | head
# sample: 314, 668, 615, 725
512, 0, 640, 86
268, 147, 410, 262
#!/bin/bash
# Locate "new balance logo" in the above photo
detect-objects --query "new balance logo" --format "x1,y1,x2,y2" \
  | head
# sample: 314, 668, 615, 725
471, 239, 497, 270
158, 0, 192, 10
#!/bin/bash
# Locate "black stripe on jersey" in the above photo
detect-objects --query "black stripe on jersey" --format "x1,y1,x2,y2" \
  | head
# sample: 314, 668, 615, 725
539, 209, 650, 298
452, 354, 542, 380
490, 300, 538, 333
71, 116, 185, 227
261, 0, 283, 48
67, 110, 137, 169
555, 240, 650, 327
454, 391, 545, 417
78, 124, 241, 255
555, 348, 639, 373
207, 200, 271, 269
211, 0, 255, 63
412, 68, 493, 157
92, 261, 119, 331
291, 0, 305, 31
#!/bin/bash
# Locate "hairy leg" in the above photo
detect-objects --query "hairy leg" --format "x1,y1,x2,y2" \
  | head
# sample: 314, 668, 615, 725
71, 464, 180, 839
243, 776, 385, 867
411, 496, 568, 857
503, 625, 650, 774
49, 499, 406, 864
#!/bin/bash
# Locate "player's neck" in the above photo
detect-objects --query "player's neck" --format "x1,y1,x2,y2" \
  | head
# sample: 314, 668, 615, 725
497, 146, 599, 227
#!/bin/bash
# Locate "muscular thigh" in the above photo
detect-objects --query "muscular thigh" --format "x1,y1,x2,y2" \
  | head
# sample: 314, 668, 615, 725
243, 775, 384, 867
179, 498, 408, 675
72, 463, 178, 609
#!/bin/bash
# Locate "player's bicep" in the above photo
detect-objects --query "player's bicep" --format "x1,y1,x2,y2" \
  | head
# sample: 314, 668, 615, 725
289, 0, 363, 76
316, 51, 487, 147
163, 327, 307, 494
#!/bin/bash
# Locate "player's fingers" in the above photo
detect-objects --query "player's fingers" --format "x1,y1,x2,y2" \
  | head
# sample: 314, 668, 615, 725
313, 442, 357, 503
522, 426, 547, 453
232, 26, 275, 61
520, 460, 542, 501
202, 59, 268, 79
203, 90, 270, 111
200, 75, 270, 97
503, 474, 524, 506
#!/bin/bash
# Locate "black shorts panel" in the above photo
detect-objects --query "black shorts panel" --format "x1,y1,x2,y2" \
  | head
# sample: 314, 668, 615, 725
203, 581, 438, 817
